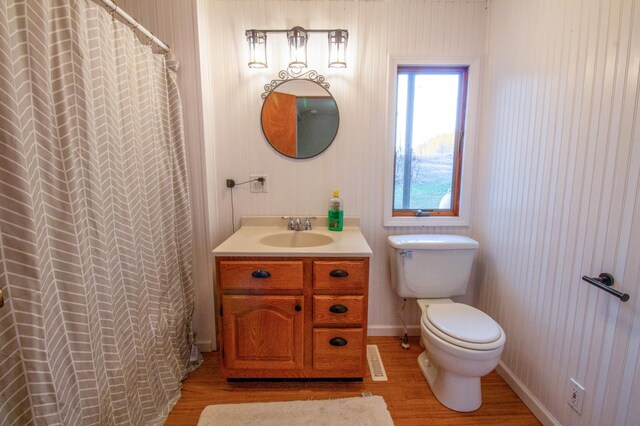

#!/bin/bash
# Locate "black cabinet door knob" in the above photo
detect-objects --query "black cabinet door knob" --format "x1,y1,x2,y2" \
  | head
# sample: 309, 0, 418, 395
329, 337, 347, 347
251, 270, 271, 278
329, 304, 348, 314
329, 269, 349, 278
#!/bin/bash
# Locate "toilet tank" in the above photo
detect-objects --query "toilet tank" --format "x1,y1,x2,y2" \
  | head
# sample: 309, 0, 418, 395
388, 234, 479, 298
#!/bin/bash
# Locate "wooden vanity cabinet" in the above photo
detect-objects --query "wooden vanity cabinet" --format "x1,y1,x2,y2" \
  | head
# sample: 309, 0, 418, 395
215, 256, 369, 379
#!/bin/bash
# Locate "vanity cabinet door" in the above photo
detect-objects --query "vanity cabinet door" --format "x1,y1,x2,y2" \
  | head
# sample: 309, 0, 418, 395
222, 295, 304, 370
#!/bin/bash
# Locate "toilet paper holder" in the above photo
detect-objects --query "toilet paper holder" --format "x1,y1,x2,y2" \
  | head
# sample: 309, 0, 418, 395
581, 273, 630, 302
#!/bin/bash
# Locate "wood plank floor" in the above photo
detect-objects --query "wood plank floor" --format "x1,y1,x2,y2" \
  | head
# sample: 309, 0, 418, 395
166, 337, 540, 425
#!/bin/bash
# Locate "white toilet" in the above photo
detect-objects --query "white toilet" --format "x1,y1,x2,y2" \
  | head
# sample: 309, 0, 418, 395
388, 234, 506, 412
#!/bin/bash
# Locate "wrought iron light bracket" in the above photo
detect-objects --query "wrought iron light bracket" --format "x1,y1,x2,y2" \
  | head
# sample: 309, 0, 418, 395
261, 69, 330, 100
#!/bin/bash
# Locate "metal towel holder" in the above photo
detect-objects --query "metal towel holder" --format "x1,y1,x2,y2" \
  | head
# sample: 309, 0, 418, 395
581, 273, 630, 302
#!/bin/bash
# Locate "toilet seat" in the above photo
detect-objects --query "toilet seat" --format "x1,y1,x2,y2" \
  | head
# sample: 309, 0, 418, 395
422, 304, 504, 351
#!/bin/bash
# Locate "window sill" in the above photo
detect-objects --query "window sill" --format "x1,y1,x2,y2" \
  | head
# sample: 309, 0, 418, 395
384, 215, 469, 227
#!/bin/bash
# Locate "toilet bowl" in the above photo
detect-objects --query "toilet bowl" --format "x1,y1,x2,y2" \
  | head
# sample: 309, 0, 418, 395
417, 299, 505, 412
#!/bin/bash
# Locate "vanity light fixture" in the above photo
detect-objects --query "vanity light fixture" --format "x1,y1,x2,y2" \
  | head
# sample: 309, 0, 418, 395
246, 30, 268, 68
245, 27, 349, 70
287, 26, 308, 68
328, 29, 348, 68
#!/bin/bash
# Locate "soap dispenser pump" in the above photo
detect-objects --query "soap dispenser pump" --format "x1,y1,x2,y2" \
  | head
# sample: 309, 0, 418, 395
328, 190, 343, 231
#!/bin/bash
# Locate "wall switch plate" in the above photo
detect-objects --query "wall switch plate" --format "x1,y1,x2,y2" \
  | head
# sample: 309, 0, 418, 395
250, 175, 268, 193
568, 378, 585, 414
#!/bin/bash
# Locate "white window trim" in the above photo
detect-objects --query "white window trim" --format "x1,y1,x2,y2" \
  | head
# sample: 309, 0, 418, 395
383, 55, 481, 227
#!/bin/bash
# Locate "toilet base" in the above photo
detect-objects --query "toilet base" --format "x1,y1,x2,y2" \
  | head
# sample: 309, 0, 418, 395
417, 352, 482, 412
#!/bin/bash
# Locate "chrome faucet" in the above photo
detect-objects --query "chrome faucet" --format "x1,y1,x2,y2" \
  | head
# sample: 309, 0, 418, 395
285, 217, 299, 230
284, 216, 315, 231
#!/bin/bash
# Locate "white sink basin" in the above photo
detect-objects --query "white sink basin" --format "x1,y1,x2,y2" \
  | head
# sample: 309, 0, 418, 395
259, 232, 335, 248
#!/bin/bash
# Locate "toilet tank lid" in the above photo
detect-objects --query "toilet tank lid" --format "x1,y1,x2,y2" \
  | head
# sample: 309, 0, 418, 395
388, 234, 479, 250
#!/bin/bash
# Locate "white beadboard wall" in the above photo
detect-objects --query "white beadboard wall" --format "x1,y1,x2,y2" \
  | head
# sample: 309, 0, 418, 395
115, 0, 216, 351
474, 0, 640, 424
83, 0, 640, 423
197, 0, 488, 338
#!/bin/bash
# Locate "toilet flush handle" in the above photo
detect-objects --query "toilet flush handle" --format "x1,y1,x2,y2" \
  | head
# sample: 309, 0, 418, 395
399, 250, 413, 257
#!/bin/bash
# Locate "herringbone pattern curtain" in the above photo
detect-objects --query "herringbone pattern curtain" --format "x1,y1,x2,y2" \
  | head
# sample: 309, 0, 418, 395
0, 0, 194, 424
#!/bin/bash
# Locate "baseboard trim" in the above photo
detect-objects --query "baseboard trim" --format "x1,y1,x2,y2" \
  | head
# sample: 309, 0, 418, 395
196, 339, 213, 353
495, 361, 560, 426
367, 325, 420, 337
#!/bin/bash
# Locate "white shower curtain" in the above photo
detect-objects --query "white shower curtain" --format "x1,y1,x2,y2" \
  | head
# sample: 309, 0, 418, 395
0, 0, 194, 424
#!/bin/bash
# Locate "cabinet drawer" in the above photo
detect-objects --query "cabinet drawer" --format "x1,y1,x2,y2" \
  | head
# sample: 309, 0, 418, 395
313, 296, 365, 324
313, 260, 367, 290
219, 260, 304, 290
313, 328, 364, 370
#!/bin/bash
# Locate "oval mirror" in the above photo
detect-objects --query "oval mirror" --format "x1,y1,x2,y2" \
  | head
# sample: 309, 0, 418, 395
261, 79, 339, 159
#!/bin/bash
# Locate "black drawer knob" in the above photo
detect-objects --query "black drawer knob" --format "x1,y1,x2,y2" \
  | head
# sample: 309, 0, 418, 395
295, 304, 302, 312
251, 270, 271, 279
329, 304, 348, 314
329, 337, 348, 347
329, 269, 349, 278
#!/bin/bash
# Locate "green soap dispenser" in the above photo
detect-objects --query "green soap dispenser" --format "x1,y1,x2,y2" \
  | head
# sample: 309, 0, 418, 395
328, 190, 343, 231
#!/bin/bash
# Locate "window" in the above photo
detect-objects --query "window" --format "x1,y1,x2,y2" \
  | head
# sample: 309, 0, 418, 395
394, 66, 467, 216
384, 57, 478, 227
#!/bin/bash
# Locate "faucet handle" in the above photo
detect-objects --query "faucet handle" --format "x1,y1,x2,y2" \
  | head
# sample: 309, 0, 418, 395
303, 217, 316, 230
282, 216, 295, 230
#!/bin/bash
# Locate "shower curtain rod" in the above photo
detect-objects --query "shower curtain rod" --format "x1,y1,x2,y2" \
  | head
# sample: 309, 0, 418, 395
99, 0, 171, 53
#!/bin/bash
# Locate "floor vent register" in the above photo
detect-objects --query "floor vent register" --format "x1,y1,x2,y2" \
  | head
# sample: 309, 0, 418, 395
366, 344, 388, 381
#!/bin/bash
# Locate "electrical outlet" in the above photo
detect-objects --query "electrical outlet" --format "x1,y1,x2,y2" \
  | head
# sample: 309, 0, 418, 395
249, 175, 268, 193
568, 378, 585, 414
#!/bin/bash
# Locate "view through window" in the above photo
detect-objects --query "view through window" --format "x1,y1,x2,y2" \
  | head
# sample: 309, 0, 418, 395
393, 66, 468, 216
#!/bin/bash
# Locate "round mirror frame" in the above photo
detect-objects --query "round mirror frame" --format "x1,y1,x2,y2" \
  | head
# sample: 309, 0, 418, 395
260, 69, 340, 159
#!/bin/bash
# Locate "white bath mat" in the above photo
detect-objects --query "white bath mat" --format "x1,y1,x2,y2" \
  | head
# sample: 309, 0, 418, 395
197, 395, 394, 426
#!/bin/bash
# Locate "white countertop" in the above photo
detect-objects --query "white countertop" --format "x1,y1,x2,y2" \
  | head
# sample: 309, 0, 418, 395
212, 216, 373, 257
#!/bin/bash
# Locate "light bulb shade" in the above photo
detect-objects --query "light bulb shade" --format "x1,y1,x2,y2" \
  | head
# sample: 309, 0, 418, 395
287, 26, 308, 68
246, 30, 267, 68
328, 30, 348, 68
